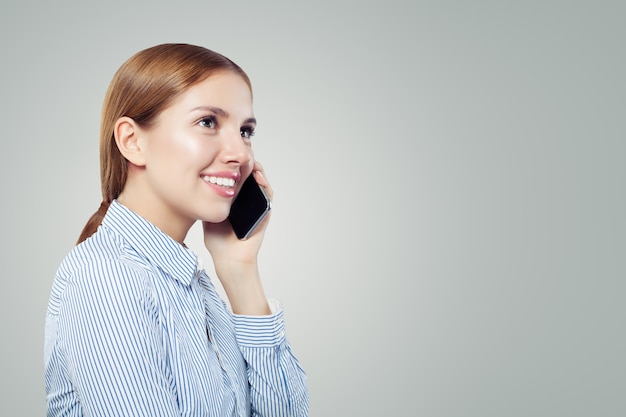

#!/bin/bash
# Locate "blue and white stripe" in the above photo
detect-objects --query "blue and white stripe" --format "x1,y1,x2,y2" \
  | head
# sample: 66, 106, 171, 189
45, 200, 308, 416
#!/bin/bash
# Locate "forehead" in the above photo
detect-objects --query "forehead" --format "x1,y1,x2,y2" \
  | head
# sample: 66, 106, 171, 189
175, 71, 253, 111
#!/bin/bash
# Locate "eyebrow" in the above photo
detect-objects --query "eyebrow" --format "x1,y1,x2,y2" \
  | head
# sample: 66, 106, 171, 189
191, 106, 257, 125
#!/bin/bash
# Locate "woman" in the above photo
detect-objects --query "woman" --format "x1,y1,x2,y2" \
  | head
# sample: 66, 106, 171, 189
44, 43, 309, 416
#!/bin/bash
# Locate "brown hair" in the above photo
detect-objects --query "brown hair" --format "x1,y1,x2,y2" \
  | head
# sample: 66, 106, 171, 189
76, 43, 251, 244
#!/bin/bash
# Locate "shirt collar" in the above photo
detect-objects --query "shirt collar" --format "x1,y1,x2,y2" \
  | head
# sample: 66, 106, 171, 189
101, 200, 198, 286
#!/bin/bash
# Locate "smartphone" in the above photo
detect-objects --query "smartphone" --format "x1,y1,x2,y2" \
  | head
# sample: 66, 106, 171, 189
228, 173, 272, 240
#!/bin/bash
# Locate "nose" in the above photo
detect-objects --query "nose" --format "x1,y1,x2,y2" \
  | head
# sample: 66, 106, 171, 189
220, 129, 252, 167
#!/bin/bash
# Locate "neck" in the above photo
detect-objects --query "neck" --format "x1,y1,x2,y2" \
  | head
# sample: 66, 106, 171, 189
117, 182, 194, 245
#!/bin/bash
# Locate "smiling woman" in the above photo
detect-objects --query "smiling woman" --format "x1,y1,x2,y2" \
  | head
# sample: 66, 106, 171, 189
44, 43, 309, 417
114, 71, 258, 241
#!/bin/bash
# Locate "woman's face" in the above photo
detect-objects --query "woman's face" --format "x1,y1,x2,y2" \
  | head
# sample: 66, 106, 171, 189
133, 71, 256, 232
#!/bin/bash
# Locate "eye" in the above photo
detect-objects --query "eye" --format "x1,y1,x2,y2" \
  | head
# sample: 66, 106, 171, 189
240, 125, 256, 139
198, 115, 217, 129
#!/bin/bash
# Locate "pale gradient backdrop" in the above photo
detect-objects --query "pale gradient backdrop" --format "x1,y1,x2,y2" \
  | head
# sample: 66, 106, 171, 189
1, 1, 624, 416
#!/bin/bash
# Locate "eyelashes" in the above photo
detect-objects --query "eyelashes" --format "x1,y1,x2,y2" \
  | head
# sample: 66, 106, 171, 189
240, 125, 255, 139
197, 115, 256, 139
198, 115, 217, 129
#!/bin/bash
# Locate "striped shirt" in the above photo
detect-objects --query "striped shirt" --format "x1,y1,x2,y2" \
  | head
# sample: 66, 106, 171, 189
44, 200, 309, 416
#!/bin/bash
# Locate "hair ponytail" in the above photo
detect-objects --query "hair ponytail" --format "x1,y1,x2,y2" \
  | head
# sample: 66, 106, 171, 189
76, 200, 111, 244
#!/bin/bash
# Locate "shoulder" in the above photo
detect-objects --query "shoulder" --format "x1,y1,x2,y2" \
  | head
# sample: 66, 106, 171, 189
47, 226, 155, 317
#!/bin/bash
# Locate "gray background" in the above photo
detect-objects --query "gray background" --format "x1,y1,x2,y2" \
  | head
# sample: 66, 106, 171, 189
1, 1, 624, 416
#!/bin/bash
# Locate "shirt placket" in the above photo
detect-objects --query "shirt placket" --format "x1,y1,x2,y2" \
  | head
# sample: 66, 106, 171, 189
195, 269, 246, 417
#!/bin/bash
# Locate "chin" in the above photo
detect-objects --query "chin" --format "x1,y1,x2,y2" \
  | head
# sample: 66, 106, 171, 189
200, 210, 230, 224
193, 198, 231, 222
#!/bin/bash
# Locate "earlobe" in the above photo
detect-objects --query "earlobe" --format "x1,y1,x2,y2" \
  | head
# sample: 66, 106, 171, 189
114, 117, 146, 167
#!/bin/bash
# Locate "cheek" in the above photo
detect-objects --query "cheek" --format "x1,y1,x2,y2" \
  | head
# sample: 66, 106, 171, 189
157, 133, 205, 166
245, 150, 255, 171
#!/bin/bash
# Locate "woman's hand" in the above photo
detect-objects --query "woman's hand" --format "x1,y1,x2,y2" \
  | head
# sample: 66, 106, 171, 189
202, 161, 273, 315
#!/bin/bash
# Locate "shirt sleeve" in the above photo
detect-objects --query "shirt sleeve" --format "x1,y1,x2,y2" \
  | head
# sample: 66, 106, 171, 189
51, 259, 179, 417
232, 300, 309, 417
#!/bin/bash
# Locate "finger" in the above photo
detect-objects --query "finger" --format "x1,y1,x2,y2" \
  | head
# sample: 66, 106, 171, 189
251, 162, 273, 199
253, 170, 273, 200
252, 161, 265, 177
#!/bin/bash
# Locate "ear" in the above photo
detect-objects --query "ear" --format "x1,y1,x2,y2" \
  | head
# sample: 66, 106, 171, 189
114, 116, 147, 167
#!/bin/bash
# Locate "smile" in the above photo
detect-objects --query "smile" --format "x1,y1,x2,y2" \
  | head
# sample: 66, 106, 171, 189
202, 175, 236, 188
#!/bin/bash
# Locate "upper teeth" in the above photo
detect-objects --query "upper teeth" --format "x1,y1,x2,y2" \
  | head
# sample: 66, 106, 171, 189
203, 176, 235, 187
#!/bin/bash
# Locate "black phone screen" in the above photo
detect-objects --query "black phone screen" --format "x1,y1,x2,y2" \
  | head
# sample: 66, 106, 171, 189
228, 174, 271, 240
